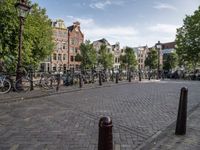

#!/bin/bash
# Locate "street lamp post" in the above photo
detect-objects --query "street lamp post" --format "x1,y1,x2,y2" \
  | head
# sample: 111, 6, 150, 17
156, 41, 162, 80
15, 0, 31, 81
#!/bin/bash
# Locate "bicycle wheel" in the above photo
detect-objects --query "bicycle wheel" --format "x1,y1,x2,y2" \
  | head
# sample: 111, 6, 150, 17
14, 77, 30, 92
0, 79, 11, 94
45, 76, 58, 89
40, 76, 52, 90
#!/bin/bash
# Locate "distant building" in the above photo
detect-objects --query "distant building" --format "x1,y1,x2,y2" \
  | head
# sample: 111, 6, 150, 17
67, 21, 84, 70
112, 42, 121, 70
52, 19, 68, 72
93, 38, 113, 69
93, 39, 122, 70
134, 46, 149, 70
40, 19, 68, 72
93, 38, 112, 53
147, 41, 176, 71
161, 41, 175, 54
40, 20, 84, 72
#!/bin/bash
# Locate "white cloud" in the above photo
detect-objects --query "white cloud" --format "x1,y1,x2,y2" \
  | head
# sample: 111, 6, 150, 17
66, 16, 95, 27
64, 16, 138, 46
83, 25, 138, 47
64, 16, 178, 47
148, 24, 180, 34
89, 0, 125, 9
154, 2, 177, 10
89, 0, 111, 9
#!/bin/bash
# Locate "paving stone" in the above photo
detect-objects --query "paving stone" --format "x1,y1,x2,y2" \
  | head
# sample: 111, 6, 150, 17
0, 81, 200, 149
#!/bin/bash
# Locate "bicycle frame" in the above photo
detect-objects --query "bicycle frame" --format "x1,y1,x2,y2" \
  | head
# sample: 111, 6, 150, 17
0, 76, 6, 87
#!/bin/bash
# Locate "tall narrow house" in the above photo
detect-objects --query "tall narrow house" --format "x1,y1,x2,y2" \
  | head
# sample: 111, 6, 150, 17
67, 21, 84, 70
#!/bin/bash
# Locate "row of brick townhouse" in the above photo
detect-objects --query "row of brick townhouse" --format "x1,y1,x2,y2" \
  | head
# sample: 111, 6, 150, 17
40, 19, 175, 73
133, 41, 176, 71
40, 19, 84, 72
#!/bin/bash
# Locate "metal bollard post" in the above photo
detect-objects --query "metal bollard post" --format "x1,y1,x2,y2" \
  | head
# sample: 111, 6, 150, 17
71, 75, 74, 86
116, 73, 119, 84
99, 72, 102, 86
98, 117, 113, 150
111, 68, 114, 82
30, 68, 34, 91
139, 72, 142, 81
148, 71, 151, 80
79, 74, 82, 88
56, 74, 60, 91
92, 74, 95, 83
129, 71, 131, 82
175, 87, 188, 135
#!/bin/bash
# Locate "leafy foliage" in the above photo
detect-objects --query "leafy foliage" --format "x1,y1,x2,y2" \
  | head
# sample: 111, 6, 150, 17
145, 48, 158, 69
120, 47, 137, 70
76, 40, 97, 70
163, 52, 178, 71
0, 0, 54, 73
175, 6, 200, 71
98, 44, 114, 70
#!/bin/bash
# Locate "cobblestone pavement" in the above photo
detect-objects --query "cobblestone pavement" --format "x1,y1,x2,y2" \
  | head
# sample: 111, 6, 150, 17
0, 80, 200, 150
147, 103, 200, 150
0, 80, 134, 103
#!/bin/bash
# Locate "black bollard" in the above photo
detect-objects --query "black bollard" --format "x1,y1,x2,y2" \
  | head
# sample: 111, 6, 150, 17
71, 75, 74, 86
98, 117, 113, 150
30, 68, 34, 91
148, 72, 151, 80
139, 72, 142, 81
129, 71, 131, 82
79, 74, 82, 88
116, 73, 119, 84
99, 72, 102, 86
175, 87, 188, 135
111, 69, 114, 82
56, 74, 60, 91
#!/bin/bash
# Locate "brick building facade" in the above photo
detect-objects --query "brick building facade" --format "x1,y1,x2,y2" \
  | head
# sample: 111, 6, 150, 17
40, 20, 84, 72
67, 21, 84, 70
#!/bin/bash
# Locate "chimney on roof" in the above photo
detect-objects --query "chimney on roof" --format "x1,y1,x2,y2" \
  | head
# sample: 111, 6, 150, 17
73, 21, 80, 26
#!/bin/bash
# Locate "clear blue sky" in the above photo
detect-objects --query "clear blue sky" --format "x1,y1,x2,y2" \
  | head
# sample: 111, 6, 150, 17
32, 0, 200, 47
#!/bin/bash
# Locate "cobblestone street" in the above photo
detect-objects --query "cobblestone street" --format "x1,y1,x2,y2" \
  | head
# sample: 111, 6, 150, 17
0, 81, 200, 150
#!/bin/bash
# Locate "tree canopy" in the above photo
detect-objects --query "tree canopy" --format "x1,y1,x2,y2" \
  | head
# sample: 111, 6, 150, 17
98, 44, 114, 70
120, 47, 137, 70
0, 0, 54, 73
175, 6, 200, 71
76, 40, 97, 70
145, 48, 158, 70
163, 52, 178, 71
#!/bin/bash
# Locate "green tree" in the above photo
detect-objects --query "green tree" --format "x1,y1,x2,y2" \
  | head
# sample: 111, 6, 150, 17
75, 40, 97, 70
163, 52, 178, 71
120, 47, 137, 70
145, 48, 158, 69
98, 44, 114, 70
0, 0, 54, 73
175, 6, 200, 71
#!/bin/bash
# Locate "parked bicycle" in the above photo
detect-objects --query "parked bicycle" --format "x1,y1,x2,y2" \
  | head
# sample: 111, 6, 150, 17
0, 74, 12, 94
14, 69, 56, 92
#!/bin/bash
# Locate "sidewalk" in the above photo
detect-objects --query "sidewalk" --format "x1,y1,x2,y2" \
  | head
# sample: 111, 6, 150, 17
142, 104, 200, 150
0, 79, 161, 103
0, 80, 140, 103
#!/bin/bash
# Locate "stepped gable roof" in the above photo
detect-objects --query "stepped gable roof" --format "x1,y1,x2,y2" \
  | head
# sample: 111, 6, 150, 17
67, 21, 84, 37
